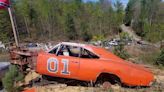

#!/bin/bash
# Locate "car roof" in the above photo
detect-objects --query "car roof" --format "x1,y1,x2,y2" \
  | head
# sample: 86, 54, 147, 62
48, 42, 89, 52
61, 42, 86, 48
48, 42, 102, 56
62, 42, 105, 55
48, 42, 124, 61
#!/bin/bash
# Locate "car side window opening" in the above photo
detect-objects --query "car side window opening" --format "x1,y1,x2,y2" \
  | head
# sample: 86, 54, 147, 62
80, 48, 99, 59
49, 44, 99, 59
57, 45, 81, 58
49, 45, 60, 55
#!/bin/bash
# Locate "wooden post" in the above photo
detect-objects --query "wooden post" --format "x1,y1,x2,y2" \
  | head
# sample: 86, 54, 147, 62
8, 7, 19, 47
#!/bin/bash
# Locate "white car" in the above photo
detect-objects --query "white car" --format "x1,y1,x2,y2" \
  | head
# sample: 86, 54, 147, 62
108, 39, 119, 46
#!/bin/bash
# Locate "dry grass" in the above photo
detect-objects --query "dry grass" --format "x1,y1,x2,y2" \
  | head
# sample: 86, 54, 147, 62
24, 82, 164, 92
22, 43, 164, 92
23, 67, 164, 92
125, 43, 161, 65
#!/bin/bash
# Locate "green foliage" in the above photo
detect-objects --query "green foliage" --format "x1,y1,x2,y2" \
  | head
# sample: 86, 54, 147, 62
2, 65, 24, 92
0, 0, 125, 42
113, 44, 130, 60
65, 13, 77, 40
108, 88, 114, 92
80, 22, 92, 41
113, 32, 130, 60
156, 49, 164, 66
124, 0, 164, 42
113, 0, 124, 32
0, 10, 12, 43
119, 32, 132, 46
92, 35, 105, 41
0, 0, 163, 43
120, 32, 131, 41
124, 0, 137, 25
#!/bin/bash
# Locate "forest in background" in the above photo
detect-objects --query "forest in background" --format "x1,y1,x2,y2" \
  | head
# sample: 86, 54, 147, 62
1, 1, 164, 91
0, 0, 163, 43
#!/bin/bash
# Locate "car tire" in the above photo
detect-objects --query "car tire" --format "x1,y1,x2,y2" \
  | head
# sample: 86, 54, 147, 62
95, 73, 121, 87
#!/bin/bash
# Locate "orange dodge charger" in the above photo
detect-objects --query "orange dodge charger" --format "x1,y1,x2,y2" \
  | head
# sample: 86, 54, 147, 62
36, 42, 154, 86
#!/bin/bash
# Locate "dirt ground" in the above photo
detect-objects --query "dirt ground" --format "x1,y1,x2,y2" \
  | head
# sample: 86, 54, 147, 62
23, 43, 164, 92
23, 66, 164, 92
13, 40, 164, 92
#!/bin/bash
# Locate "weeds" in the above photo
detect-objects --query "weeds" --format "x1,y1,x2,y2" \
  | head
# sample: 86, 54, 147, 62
156, 49, 164, 66
113, 44, 130, 60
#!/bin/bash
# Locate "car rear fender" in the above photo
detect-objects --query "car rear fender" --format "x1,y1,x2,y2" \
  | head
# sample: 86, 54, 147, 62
93, 60, 123, 82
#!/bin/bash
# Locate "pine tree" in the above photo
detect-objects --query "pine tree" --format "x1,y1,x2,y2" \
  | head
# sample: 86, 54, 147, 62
124, 0, 137, 26
65, 13, 77, 40
2, 65, 24, 92
0, 10, 12, 43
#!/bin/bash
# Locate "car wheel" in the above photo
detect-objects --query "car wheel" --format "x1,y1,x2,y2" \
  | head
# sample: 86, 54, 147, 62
103, 81, 112, 89
95, 73, 121, 87
96, 81, 112, 89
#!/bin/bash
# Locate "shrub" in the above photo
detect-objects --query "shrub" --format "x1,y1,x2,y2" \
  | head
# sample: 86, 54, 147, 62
156, 49, 164, 66
113, 32, 130, 60
119, 32, 131, 41
92, 35, 105, 41
113, 44, 130, 60
2, 65, 24, 92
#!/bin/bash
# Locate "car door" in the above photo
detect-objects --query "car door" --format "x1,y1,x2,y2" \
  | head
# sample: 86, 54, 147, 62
56, 45, 80, 79
36, 44, 61, 77
56, 55, 79, 79
45, 44, 80, 79
77, 48, 100, 81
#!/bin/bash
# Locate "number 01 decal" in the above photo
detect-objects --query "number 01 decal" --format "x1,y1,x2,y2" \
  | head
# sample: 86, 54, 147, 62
47, 58, 70, 75
47, 58, 58, 73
